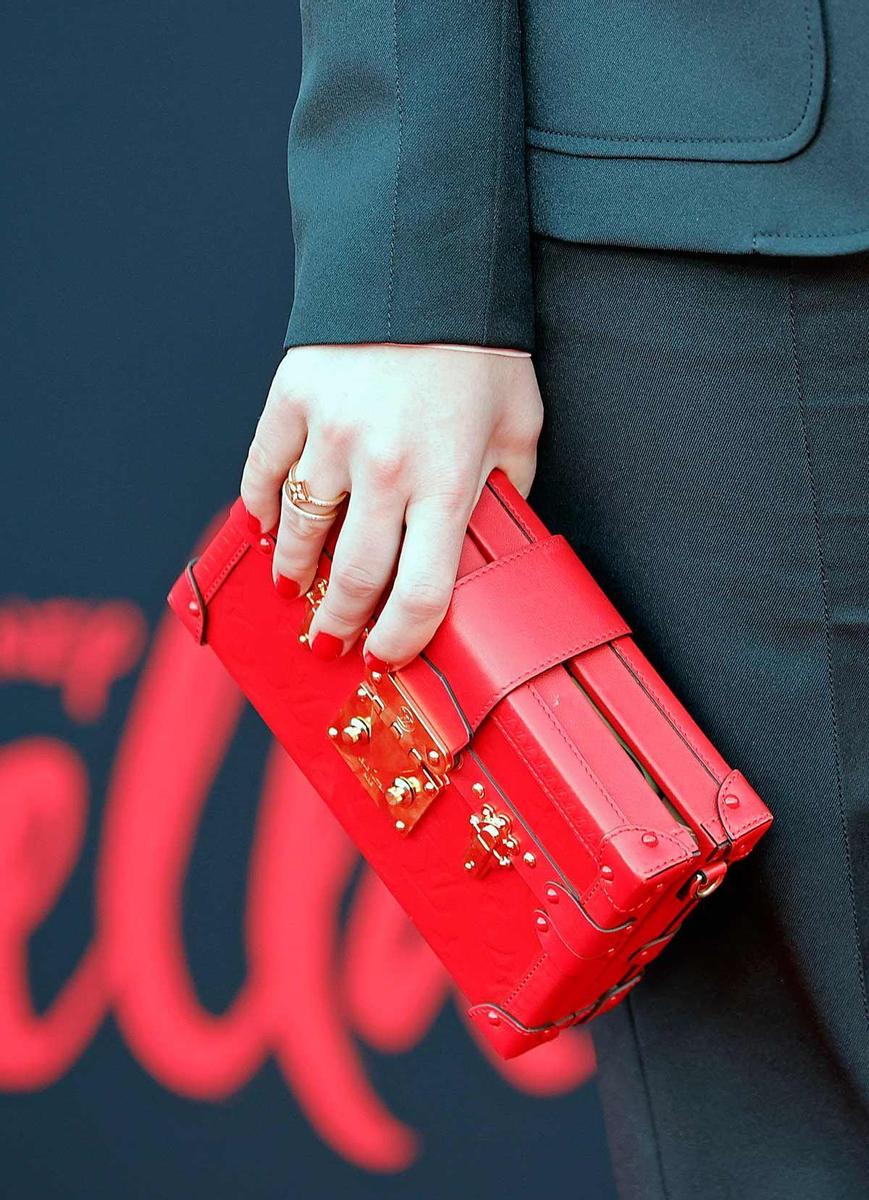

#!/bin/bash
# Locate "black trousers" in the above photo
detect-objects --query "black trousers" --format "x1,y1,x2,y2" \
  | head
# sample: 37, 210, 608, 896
527, 238, 869, 1200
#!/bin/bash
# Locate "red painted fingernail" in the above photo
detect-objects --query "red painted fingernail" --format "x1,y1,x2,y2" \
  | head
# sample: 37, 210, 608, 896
246, 511, 261, 536
310, 631, 344, 661
363, 648, 391, 674
275, 574, 301, 600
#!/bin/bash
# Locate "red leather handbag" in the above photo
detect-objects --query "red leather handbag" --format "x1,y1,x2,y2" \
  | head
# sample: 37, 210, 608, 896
168, 469, 772, 1058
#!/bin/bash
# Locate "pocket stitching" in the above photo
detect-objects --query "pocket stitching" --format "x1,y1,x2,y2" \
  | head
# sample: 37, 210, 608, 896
526, 0, 820, 154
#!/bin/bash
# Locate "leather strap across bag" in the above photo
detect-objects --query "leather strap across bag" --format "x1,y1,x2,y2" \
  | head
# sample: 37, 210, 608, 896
168, 469, 772, 1058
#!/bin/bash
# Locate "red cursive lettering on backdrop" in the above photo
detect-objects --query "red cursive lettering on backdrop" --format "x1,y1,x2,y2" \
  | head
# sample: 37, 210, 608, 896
0, 599, 146, 721
0, 593, 595, 1172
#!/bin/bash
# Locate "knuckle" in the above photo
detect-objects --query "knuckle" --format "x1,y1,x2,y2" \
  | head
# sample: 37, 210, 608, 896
316, 413, 355, 451
330, 562, 382, 603
319, 606, 360, 635
281, 508, 329, 544
366, 447, 406, 488
394, 577, 451, 621
426, 478, 473, 517
439, 489, 471, 517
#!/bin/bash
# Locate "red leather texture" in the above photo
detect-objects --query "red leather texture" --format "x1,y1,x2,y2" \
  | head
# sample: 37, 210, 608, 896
422, 533, 630, 735
168, 469, 773, 1059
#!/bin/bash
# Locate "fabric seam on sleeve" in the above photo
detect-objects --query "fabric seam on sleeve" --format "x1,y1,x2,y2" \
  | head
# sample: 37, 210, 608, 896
386, 0, 405, 339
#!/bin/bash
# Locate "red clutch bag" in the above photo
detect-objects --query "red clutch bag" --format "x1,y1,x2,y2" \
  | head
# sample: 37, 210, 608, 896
168, 469, 772, 1058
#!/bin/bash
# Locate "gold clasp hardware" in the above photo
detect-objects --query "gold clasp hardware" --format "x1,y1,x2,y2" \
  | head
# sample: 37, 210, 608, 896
328, 669, 452, 835
463, 804, 519, 877
298, 577, 329, 644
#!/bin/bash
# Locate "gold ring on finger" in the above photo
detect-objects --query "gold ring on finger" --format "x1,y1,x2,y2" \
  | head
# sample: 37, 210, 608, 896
281, 479, 342, 522
284, 459, 348, 511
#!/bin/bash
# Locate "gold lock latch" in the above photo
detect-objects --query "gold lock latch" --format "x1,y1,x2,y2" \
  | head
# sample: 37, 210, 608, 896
298, 578, 329, 644
305, 574, 451, 835
464, 803, 520, 877
328, 668, 452, 835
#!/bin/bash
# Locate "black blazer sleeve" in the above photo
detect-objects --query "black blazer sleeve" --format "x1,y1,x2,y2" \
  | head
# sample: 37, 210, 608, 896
283, 0, 535, 352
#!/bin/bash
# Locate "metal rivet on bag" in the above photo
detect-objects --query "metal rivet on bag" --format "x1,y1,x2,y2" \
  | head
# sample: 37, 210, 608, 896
522, 852, 536, 868
601, 864, 614, 880
723, 794, 741, 808
535, 914, 549, 932
259, 536, 272, 553
394, 820, 406, 832
545, 886, 559, 903
487, 1010, 501, 1026
187, 600, 199, 615
641, 832, 658, 847
472, 782, 486, 799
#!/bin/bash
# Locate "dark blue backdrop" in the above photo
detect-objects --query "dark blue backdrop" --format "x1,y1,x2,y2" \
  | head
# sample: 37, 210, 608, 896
0, 3, 616, 1196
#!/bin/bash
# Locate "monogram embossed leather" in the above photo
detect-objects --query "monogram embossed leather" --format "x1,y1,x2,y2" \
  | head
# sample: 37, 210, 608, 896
168, 469, 772, 1058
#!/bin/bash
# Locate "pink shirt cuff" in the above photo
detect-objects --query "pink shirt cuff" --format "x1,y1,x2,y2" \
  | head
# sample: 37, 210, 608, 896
370, 341, 532, 359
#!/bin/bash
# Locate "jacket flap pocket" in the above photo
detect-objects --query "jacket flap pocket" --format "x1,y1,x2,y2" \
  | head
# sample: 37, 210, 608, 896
522, 0, 826, 163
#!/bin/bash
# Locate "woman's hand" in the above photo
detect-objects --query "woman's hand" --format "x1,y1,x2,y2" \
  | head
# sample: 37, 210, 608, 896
240, 343, 543, 669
